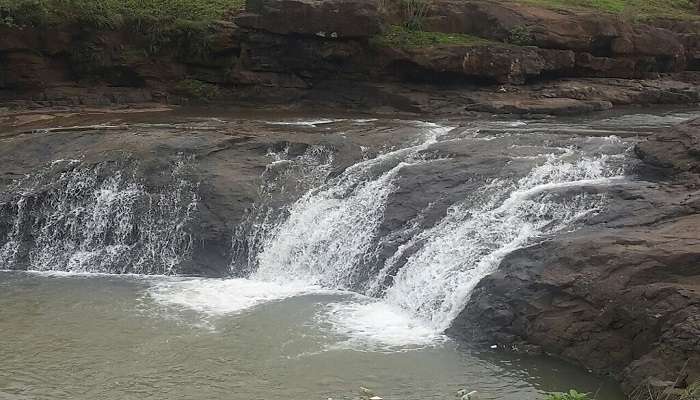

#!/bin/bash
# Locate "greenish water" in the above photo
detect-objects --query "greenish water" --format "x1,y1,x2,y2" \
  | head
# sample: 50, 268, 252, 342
0, 271, 622, 400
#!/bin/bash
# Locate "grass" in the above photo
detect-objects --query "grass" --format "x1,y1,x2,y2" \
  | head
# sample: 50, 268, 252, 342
0, 0, 245, 28
372, 25, 499, 49
544, 390, 591, 400
518, 0, 698, 20
0, 0, 246, 58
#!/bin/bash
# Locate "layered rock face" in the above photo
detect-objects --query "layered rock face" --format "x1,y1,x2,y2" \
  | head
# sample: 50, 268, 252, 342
2, 0, 700, 114
450, 119, 700, 393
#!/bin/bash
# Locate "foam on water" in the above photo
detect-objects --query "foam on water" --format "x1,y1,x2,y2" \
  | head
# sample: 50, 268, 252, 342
322, 299, 447, 350
264, 118, 347, 127
149, 278, 317, 315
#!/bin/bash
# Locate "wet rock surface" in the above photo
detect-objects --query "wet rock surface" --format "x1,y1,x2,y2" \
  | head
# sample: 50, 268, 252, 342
450, 118, 700, 393
0, 111, 374, 275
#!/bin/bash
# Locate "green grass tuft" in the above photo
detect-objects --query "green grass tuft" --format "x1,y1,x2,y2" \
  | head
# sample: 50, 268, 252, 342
372, 25, 498, 49
519, 0, 697, 20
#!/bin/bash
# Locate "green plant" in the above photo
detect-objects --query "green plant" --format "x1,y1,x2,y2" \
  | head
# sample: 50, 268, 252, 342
508, 25, 533, 46
545, 389, 591, 400
401, 0, 431, 31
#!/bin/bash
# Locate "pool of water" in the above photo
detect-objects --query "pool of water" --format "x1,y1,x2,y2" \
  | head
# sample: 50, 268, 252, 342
0, 271, 623, 400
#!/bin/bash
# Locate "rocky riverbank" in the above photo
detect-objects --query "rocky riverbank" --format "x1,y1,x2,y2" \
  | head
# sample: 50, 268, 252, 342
3, 0, 700, 115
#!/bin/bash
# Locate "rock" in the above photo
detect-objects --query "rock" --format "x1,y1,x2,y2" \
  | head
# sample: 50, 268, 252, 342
0, 51, 70, 89
634, 118, 700, 182
461, 46, 544, 84
574, 53, 643, 79
465, 97, 612, 115
384, 45, 574, 85
235, 0, 382, 38
450, 118, 700, 394
230, 69, 309, 88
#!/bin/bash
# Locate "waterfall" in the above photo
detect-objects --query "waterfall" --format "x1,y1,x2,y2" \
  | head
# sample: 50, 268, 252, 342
2, 117, 630, 345
238, 123, 627, 336
379, 156, 620, 331
252, 123, 451, 289
0, 156, 198, 274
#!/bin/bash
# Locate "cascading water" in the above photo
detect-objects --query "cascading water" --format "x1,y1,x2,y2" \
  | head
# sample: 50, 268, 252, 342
0, 156, 198, 274
224, 121, 629, 344
0, 117, 631, 348
231, 144, 336, 275
378, 156, 620, 331
252, 123, 451, 289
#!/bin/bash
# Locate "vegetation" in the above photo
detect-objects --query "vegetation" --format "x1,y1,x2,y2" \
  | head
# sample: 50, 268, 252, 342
401, 0, 431, 30
0, 0, 245, 28
681, 381, 700, 400
519, 0, 697, 20
507, 25, 533, 46
372, 24, 497, 48
544, 389, 591, 400
0, 0, 245, 58
173, 79, 221, 101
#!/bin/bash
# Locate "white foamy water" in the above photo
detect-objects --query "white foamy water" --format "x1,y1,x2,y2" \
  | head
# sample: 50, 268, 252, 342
322, 299, 447, 350
264, 118, 347, 127
149, 278, 317, 315
380, 155, 625, 331
252, 123, 452, 290
0, 157, 198, 274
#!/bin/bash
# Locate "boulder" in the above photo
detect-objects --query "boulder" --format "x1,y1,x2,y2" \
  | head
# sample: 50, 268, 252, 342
635, 117, 700, 180
235, 0, 383, 38
420, 0, 688, 72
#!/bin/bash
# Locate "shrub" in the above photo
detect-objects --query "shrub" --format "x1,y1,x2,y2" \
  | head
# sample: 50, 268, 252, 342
507, 25, 533, 46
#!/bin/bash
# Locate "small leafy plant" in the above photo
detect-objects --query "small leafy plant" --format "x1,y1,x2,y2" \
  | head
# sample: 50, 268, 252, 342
507, 25, 533, 46
545, 389, 591, 400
